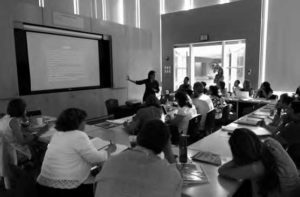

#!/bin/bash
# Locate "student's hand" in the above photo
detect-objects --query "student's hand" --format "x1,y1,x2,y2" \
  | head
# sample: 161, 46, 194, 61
105, 143, 117, 155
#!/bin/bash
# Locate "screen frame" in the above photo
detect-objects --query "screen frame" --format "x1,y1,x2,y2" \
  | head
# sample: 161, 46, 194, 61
14, 23, 112, 95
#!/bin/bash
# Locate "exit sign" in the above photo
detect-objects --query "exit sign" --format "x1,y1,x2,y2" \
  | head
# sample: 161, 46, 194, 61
200, 34, 209, 41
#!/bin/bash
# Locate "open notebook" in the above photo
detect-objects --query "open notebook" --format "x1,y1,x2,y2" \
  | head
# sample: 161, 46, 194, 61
95, 121, 119, 129
176, 163, 208, 185
192, 151, 222, 166
91, 137, 128, 155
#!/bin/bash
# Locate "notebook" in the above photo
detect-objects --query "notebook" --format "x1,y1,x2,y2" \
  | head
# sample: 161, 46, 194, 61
192, 151, 222, 166
236, 117, 262, 126
95, 121, 119, 129
176, 163, 209, 185
221, 125, 237, 133
91, 137, 110, 150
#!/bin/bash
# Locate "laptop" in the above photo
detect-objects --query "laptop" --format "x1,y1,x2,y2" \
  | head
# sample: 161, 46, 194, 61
236, 91, 250, 99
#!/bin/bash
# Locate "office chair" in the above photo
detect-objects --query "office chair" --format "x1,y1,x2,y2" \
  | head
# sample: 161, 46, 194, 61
221, 105, 230, 125
105, 99, 119, 115
205, 109, 216, 134
187, 114, 202, 145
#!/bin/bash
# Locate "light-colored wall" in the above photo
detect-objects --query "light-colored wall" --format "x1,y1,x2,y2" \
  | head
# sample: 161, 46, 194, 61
0, 0, 160, 118
264, 0, 300, 92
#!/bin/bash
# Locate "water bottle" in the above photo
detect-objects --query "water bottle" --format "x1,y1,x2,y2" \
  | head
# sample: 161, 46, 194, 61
179, 133, 188, 163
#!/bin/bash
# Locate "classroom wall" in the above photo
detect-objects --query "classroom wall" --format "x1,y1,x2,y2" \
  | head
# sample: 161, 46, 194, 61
264, 0, 300, 92
0, 0, 160, 118
161, 0, 262, 92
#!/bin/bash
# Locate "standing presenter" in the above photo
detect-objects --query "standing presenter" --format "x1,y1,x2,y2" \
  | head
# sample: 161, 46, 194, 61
127, 70, 160, 102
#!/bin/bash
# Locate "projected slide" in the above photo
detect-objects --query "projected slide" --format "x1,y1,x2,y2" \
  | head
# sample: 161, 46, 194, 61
26, 32, 100, 91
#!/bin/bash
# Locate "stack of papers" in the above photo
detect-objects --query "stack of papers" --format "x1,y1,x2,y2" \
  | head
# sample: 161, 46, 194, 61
248, 114, 267, 119
253, 111, 270, 116
192, 151, 222, 166
221, 125, 237, 133
177, 163, 208, 185
236, 117, 262, 126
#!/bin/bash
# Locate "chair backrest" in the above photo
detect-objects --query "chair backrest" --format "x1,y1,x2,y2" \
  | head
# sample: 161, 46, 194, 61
269, 94, 278, 100
105, 99, 119, 115
221, 105, 230, 125
187, 114, 202, 136
205, 109, 216, 134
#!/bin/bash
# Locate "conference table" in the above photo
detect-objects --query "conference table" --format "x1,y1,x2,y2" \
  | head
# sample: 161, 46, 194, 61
38, 101, 276, 197
225, 97, 276, 117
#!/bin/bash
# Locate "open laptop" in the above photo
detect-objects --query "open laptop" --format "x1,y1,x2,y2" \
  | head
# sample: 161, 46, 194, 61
236, 91, 250, 99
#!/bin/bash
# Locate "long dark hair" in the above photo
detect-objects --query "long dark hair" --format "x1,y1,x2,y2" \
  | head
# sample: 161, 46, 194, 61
147, 70, 155, 79
229, 128, 280, 196
261, 81, 273, 94
209, 85, 220, 98
175, 92, 192, 108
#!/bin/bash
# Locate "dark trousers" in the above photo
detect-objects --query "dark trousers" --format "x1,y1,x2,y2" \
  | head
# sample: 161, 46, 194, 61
37, 183, 94, 197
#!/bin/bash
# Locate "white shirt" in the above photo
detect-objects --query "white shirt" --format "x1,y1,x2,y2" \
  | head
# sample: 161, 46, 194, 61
192, 95, 214, 130
37, 129, 107, 188
176, 106, 197, 134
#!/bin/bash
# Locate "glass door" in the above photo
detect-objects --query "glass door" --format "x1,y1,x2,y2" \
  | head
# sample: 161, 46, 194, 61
191, 42, 223, 87
223, 40, 246, 92
173, 45, 190, 91
173, 39, 246, 93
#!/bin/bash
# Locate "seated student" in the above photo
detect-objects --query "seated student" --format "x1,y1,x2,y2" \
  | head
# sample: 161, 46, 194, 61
241, 80, 253, 97
218, 128, 300, 197
201, 81, 208, 94
0, 98, 48, 189
270, 94, 293, 127
167, 92, 197, 134
274, 101, 300, 146
192, 82, 214, 130
218, 81, 228, 98
124, 95, 162, 135
95, 119, 182, 197
209, 85, 226, 120
256, 81, 274, 99
177, 77, 193, 96
37, 108, 115, 197
232, 80, 241, 96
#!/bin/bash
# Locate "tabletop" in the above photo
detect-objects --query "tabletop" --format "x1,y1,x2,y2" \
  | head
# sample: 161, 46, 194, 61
38, 104, 275, 197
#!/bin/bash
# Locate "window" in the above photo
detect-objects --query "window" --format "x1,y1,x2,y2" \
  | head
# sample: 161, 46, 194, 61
173, 39, 246, 92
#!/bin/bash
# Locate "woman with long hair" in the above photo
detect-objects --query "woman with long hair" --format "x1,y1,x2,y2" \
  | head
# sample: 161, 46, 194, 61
127, 71, 160, 102
256, 81, 274, 99
219, 128, 300, 197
